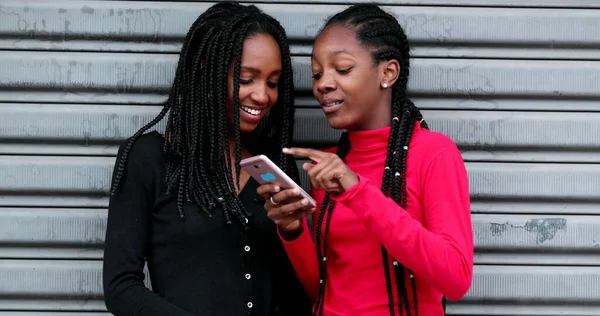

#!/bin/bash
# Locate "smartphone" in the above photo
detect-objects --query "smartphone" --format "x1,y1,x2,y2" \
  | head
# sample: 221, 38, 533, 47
240, 155, 316, 211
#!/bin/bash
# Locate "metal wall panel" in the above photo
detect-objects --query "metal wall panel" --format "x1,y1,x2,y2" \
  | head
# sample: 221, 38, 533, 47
1, 1, 599, 58
3, 208, 599, 266
2, 53, 600, 99
1, 261, 598, 314
2, 157, 600, 204
0, 0, 598, 315
3, 104, 600, 162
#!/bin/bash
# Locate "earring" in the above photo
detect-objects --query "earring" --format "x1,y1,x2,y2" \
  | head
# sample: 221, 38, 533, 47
381, 82, 388, 89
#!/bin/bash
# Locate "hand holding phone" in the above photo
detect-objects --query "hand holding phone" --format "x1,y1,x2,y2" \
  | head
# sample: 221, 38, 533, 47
240, 155, 317, 211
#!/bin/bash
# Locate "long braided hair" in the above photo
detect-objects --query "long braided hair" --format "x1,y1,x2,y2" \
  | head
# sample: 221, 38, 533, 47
313, 4, 430, 316
110, 2, 297, 229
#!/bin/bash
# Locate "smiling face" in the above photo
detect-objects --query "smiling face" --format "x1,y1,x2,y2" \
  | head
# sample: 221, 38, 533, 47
311, 24, 399, 131
227, 33, 282, 133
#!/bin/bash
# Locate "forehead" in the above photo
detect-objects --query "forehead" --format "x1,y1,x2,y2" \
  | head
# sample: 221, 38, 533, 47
312, 24, 369, 59
240, 33, 281, 68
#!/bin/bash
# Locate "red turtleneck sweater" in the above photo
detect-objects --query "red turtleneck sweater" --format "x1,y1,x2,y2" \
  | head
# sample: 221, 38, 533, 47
279, 123, 473, 316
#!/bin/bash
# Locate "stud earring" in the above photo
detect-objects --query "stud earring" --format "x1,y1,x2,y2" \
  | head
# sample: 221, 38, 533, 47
381, 82, 388, 89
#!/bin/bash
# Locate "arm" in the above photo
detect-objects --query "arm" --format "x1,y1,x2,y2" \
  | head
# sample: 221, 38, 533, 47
273, 229, 314, 316
277, 218, 320, 301
103, 141, 195, 316
332, 147, 474, 300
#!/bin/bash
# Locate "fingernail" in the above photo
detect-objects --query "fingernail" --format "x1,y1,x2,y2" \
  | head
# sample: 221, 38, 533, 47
300, 199, 308, 205
293, 188, 299, 194
273, 186, 280, 192
282, 148, 289, 152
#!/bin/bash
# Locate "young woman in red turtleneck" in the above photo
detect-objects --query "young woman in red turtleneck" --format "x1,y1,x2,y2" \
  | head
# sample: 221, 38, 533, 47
257, 4, 473, 316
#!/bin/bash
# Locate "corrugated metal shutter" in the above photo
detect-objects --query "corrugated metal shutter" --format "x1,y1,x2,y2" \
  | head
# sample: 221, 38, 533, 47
1, 1, 599, 315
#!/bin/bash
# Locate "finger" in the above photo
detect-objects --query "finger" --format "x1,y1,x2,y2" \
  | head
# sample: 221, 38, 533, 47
270, 188, 301, 205
275, 209, 315, 230
278, 199, 315, 216
283, 147, 326, 162
266, 199, 310, 223
313, 157, 340, 185
257, 183, 281, 198
311, 162, 344, 192
307, 161, 328, 190
302, 163, 315, 171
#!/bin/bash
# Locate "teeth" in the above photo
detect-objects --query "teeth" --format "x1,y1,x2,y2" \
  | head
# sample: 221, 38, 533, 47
241, 106, 262, 116
324, 101, 342, 107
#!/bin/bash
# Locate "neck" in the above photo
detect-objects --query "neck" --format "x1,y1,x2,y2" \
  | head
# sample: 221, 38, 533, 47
350, 97, 392, 131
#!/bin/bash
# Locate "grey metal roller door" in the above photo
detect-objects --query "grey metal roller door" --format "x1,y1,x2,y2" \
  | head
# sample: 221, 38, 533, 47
0, 0, 599, 315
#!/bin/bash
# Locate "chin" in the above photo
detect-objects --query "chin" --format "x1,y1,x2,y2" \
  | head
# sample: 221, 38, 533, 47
325, 114, 353, 131
239, 122, 260, 134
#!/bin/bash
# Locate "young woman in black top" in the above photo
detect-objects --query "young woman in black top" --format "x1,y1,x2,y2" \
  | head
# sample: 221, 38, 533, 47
102, 2, 310, 315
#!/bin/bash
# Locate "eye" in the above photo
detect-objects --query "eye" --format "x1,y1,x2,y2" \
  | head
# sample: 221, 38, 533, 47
337, 67, 353, 75
312, 73, 322, 80
239, 79, 252, 84
267, 81, 278, 88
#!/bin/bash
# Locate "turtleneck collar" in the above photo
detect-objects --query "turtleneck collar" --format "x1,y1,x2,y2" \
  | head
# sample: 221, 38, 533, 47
346, 122, 424, 152
347, 126, 392, 152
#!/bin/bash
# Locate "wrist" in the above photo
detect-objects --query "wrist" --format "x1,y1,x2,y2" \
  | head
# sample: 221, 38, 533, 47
279, 220, 304, 241
341, 173, 360, 192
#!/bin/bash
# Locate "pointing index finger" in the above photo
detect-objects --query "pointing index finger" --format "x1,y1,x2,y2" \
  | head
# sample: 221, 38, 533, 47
283, 147, 325, 162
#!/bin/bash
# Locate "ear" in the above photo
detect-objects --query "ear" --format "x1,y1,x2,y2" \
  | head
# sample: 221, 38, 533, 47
379, 59, 400, 88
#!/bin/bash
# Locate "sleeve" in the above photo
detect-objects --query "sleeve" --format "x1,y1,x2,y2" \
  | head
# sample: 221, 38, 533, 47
273, 231, 314, 316
277, 214, 320, 301
331, 147, 474, 301
102, 139, 196, 316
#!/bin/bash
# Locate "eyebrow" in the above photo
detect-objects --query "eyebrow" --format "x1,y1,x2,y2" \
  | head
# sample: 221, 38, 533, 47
241, 66, 282, 74
311, 49, 354, 59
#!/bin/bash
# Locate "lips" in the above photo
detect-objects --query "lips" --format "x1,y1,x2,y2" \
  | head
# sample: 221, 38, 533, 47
239, 105, 267, 123
320, 98, 344, 114
241, 105, 263, 116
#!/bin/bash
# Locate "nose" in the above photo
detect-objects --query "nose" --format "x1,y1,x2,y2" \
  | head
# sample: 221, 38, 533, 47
250, 83, 268, 105
315, 72, 337, 94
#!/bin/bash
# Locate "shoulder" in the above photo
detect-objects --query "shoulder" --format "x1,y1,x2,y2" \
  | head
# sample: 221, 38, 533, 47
115, 131, 165, 171
409, 127, 464, 169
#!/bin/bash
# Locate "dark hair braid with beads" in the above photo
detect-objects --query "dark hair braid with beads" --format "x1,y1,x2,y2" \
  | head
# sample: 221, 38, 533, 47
313, 4, 432, 316
110, 2, 297, 229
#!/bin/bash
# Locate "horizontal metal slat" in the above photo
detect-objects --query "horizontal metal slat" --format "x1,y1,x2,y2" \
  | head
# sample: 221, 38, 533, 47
0, 260, 104, 297
293, 109, 600, 162
474, 214, 600, 252
0, 312, 112, 316
2, 105, 600, 161
0, 208, 106, 246
450, 304, 600, 316
3, 105, 600, 149
2, 209, 599, 266
0, 260, 597, 313
1, 1, 598, 59
472, 214, 600, 265
1, 156, 599, 207
0, 156, 113, 194
463, 265, 600, 303
233, 0, 600, 7
1, 52, 600, 103
0, 300, 106, 312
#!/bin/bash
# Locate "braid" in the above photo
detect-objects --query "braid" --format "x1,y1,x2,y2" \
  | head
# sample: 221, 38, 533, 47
110, 2, 296, 227
110, 105, 170, 195
314, 4, 431, 316
314, 132, 350, 316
